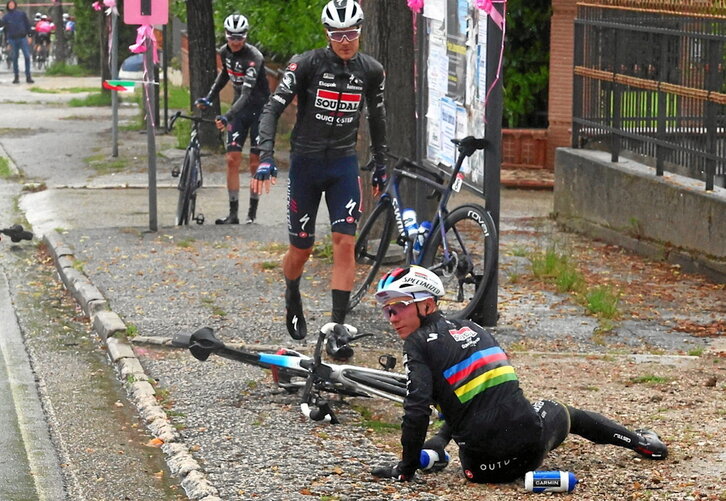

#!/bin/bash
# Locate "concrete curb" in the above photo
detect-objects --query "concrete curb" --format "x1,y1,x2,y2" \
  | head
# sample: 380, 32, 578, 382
42, 233, 222, 501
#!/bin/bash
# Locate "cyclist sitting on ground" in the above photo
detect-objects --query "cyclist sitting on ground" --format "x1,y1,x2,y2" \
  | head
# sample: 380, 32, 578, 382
371, 265, 668, 482
253, 0, 388, 340
195, 13, 270, 225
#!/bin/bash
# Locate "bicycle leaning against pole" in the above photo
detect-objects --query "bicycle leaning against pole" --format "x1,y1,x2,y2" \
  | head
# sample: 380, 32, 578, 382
168, 111, 216, 226
350, 136, 497, 320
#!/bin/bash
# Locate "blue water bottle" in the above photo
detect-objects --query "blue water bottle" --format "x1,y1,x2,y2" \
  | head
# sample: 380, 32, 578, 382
419, 449, 450, 470
524, 471, 577, 493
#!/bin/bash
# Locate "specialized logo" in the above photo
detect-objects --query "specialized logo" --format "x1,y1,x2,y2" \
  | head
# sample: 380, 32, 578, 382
345, 199, 357, 216
299, 213, 311, 232
315, 89, 361, 112
426, 333, 438, 343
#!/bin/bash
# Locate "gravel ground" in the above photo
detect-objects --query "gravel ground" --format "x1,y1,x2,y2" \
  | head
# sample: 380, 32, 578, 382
63, 208, 725, 500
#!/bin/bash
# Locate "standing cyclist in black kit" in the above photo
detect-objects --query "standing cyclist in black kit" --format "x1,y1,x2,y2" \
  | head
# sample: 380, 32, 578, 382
371, 265, 668, 483
195, 14, 270, 225
253, 0, 388, 340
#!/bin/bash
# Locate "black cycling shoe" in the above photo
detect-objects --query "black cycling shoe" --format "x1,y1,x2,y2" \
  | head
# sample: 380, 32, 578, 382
285, 289, 307, 340
215, 214, 239, 225
634, 429, 668, 460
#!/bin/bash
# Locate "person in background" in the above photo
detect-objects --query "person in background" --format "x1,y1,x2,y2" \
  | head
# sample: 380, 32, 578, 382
1, 0, 34, 83
195, 14, 270, 225
371, 265, 668, 482
253, 0, 388, 340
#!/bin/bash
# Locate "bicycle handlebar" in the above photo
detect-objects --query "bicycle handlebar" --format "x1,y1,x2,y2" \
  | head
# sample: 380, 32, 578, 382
1, 225, 33, 243
168, 111, 218, 132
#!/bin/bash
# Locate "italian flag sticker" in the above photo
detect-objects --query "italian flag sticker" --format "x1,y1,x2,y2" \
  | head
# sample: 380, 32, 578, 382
103, 80, 137, 91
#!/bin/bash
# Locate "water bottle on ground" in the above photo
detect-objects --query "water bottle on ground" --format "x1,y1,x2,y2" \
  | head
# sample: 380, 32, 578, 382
524, 471, 577, 493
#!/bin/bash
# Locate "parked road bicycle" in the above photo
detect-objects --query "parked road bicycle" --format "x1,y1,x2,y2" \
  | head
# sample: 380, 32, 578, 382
0, 224, 33, 243
168, 112, 217, 226
173, 323, 406, 424
350, 136, 497, 320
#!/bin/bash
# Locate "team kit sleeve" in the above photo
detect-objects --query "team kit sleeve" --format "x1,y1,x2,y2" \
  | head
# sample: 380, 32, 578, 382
398, 338, 435, 476
257, 54, 304, 158
204, 46, 230, 102
366, 63, 388, 164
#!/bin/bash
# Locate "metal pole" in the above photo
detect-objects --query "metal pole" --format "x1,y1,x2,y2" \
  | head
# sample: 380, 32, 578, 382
111, 13, 119, 157
479, 5, 504, 327
163, 23, 169, 131
145, 36, 158, 232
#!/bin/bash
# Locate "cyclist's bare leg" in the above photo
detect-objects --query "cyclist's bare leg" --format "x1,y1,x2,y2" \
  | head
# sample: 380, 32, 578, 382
246, 152, 260, 223
216, 151, 241, 224
330, 232, 354, 323
283, 245, 313, 340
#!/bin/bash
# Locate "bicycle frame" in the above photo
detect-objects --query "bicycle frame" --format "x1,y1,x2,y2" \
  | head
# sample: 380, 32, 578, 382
173, 323, 407, 424
379, 146, 472, 266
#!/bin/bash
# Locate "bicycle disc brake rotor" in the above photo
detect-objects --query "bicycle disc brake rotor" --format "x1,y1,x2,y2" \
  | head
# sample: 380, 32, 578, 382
440, 250, 459, 278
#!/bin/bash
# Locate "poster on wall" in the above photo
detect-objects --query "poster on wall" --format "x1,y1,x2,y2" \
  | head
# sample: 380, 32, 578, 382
423, 0, 488, 191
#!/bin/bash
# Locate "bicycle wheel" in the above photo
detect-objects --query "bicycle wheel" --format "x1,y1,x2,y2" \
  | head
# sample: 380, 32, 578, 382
175, 149, 197, 225
421, 203, 497, 320
348, 200, 398, 311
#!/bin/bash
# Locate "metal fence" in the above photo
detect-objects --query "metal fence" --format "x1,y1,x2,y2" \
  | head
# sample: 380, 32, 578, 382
572, 0, 726, 190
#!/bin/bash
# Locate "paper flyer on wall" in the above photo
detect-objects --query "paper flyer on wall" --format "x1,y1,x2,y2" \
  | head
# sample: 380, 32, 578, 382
424, 0, 445, 21
440, 96, 457, 166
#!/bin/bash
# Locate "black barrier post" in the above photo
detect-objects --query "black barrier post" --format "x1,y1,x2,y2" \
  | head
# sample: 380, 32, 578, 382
478, 5, 504, 327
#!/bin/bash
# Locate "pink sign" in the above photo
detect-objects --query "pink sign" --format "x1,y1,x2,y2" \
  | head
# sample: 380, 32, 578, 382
124, 0, 168, 25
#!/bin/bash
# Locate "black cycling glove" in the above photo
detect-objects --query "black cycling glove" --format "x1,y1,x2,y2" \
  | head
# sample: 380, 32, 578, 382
371, 463, 414, 482
371, 162, 387, 191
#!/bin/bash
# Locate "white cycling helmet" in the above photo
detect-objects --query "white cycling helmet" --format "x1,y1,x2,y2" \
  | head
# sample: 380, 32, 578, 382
375, 266, 444, 305
321, 0, 364, 29
224, 14, 249, 35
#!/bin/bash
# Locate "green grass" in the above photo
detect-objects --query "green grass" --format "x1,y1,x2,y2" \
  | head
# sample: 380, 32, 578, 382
312, 235, 334, 263
30, 86, 97, 94
176, 238, 195, 248
529, 245, 622, 323
687, 347, 704, 356
630, 374, 669, 385
530, 246, 583, 293
352, 404, 400, 432
0, 157, 12, 178
261, 261, 279, 270
44, 62, 92, 77
126, 324, 139, 337
69, 92, 112, 107
585, 285, 620, 319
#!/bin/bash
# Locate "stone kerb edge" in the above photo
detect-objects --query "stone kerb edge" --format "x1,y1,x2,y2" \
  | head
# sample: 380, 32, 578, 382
42, 232, 220, 500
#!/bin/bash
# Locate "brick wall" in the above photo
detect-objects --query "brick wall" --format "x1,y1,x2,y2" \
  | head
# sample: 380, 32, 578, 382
547, 0, 578, 169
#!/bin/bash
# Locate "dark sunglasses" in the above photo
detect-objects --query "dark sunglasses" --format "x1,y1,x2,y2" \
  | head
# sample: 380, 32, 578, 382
226, 33, 247, 41
327, 28, 361, 43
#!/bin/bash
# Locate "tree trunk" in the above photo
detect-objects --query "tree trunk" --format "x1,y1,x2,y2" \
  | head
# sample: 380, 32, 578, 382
52, 3, 68, 63
185, 0, 219, 148
360, 1, 417, 214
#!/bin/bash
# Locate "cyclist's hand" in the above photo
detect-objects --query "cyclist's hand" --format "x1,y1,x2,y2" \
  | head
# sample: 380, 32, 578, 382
371, 162, 387, 197
194, 97, 212, 110
419, 440, 450, 473
250, 157, 278, 195
371, 463, 414, 482
214, 115, 228, 131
